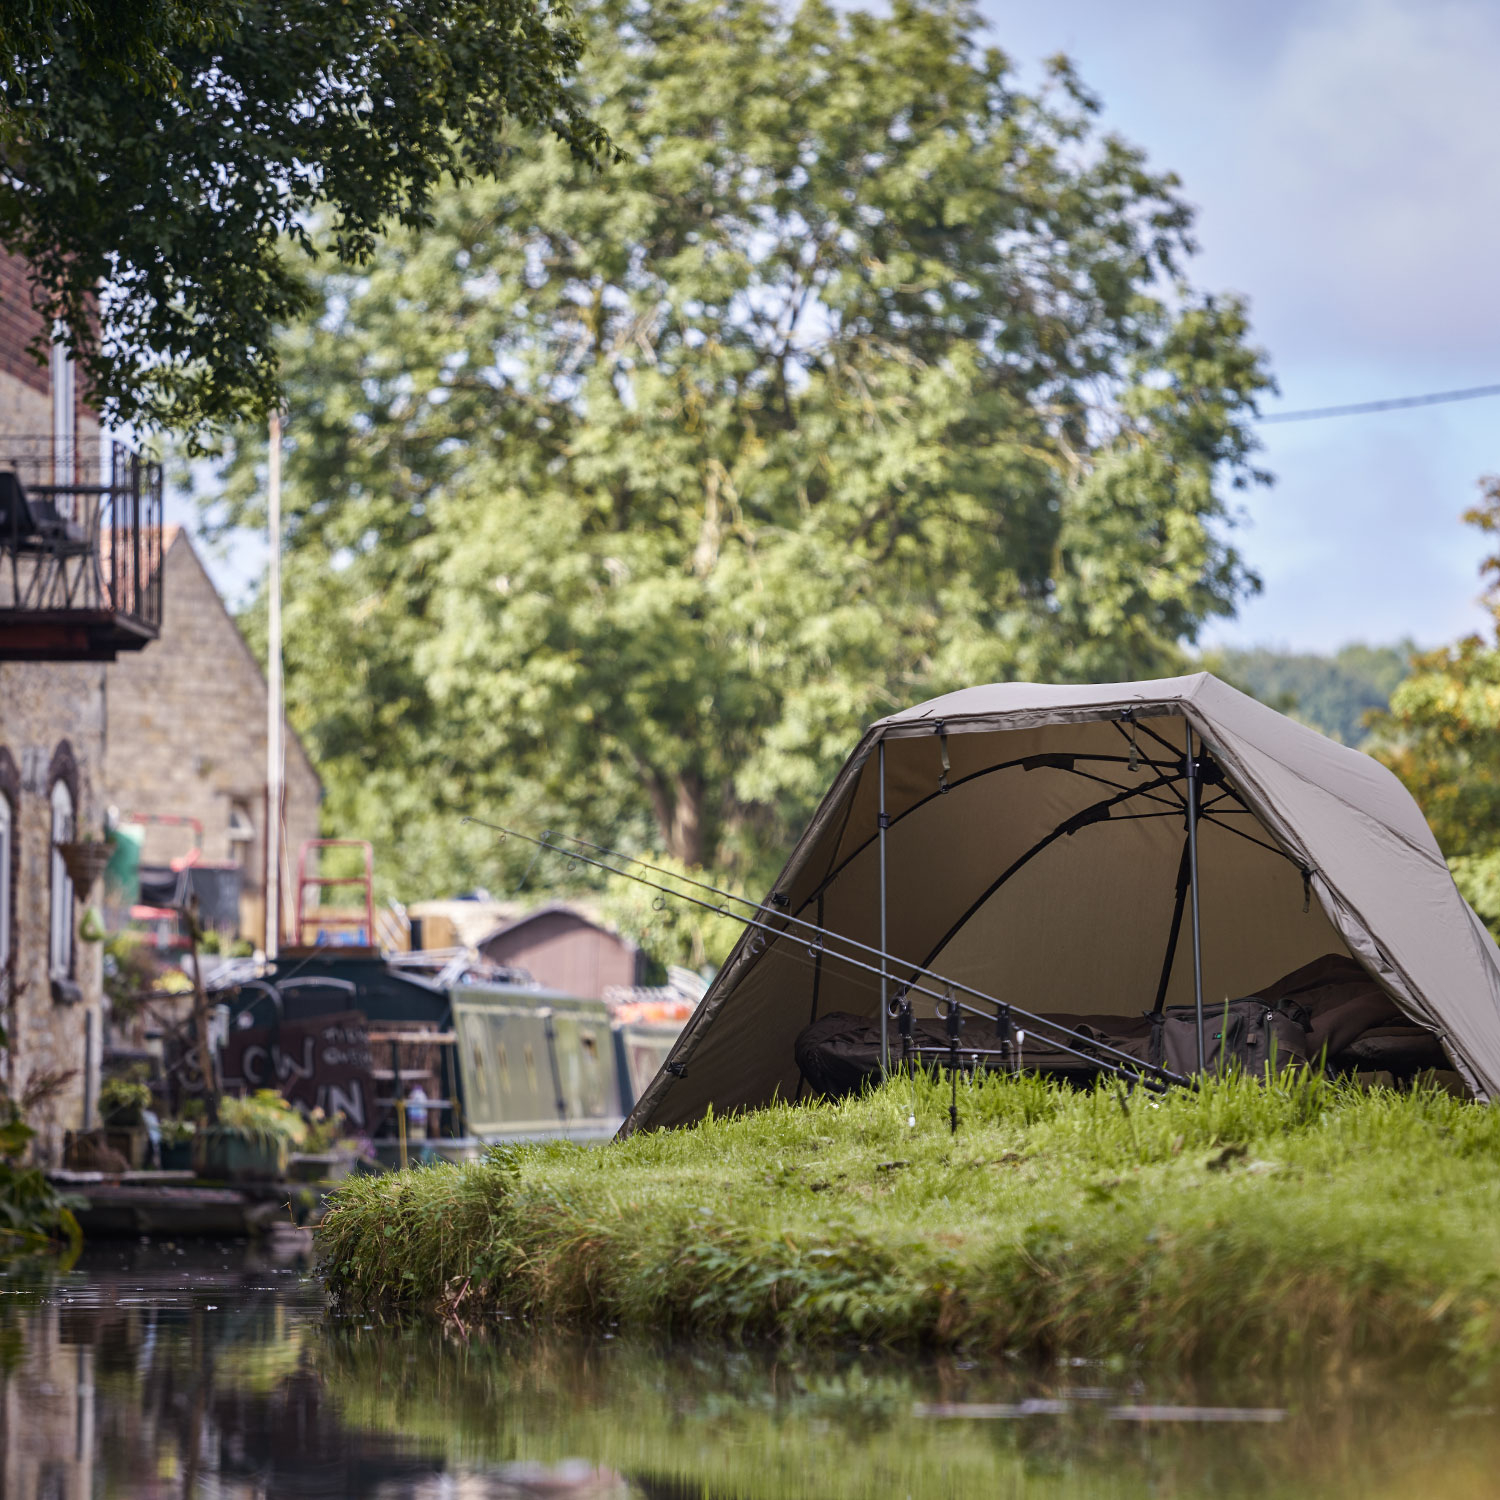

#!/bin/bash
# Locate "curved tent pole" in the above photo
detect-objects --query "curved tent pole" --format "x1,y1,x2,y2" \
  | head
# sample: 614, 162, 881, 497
790, 749, 1184, 923
904, 768, 1184, 981
1153, 836, 1193, 1014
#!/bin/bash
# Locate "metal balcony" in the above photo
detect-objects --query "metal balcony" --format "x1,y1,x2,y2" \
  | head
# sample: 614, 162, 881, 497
0, 436, 164, 661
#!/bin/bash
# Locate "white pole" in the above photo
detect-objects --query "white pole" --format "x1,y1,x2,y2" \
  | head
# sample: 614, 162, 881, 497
265, 411, 283, 961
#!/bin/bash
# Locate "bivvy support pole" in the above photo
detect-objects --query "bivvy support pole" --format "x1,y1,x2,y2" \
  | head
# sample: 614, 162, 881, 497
878, 738, 890, 1077
1185, 727, 1207, 1073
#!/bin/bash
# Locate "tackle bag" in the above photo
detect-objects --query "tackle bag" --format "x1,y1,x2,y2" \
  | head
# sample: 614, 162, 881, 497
1148, 996, 1311, 1076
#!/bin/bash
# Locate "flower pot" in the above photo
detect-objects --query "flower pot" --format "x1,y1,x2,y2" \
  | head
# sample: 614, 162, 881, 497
287, 1150, 353, 1183
56, 838, 114, 897
159, 1139, 194, 1171
105, 1126, 150, 1170
195, 1126, 288, 1182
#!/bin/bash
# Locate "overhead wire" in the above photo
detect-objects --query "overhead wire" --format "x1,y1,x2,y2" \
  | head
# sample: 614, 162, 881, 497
1256, 381, 1500, 424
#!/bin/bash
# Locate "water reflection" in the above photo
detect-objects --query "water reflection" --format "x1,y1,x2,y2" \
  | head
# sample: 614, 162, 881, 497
0, 1244, 1495, 1499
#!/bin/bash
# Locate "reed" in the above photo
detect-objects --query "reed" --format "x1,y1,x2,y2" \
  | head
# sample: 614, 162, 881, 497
318, 1071, 1500, 1373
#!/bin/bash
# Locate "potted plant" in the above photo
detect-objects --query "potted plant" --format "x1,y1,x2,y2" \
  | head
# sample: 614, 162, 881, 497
196, 1090, 308, 1181
158, 1118, 196, 1171
98, 1072, 154, 1168
287, 1107, 368, 1182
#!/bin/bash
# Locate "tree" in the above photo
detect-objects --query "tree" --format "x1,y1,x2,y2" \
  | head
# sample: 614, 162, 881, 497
216, 0, 1273, 899
0, 0, 610, 436
1208, 642, 1413, 746
1370, 478, 1500, 933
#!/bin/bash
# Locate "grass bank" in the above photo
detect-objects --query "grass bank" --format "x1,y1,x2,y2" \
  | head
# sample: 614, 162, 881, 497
319, 1072, 1500, 1373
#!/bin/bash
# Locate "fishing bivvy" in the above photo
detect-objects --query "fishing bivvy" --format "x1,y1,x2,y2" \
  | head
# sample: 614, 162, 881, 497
605, 674, 1496, 1134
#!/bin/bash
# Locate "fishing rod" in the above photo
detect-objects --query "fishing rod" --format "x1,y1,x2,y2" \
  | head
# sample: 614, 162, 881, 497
467, 817, 1189, 1090
462, 817, 1189, 1094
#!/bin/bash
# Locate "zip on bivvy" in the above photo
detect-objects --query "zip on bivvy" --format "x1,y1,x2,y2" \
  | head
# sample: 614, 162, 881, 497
461, 817, 1195, 1115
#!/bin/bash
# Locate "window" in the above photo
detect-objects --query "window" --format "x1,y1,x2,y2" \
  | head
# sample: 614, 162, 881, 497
49, 778, 74, 978
227, 800, 254, 852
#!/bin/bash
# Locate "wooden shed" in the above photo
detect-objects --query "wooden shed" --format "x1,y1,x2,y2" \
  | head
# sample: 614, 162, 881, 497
475, 904, 641, 1000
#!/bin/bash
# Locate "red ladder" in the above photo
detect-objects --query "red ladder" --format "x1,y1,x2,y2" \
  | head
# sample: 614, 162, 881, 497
294, 838, 375, 947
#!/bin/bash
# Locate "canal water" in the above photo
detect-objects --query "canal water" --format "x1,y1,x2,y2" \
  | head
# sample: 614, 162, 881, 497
1, 1243, 1494, 1498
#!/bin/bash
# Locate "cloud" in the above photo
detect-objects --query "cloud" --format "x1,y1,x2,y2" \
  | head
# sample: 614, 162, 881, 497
1229, 0, 1500, 361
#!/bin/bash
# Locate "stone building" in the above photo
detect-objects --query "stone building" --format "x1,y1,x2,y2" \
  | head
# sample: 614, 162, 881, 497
103, 528, 322, 946
0, 248, 162, 1159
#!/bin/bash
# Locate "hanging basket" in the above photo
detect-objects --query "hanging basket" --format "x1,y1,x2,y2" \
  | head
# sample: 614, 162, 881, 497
56, 837, 115, 896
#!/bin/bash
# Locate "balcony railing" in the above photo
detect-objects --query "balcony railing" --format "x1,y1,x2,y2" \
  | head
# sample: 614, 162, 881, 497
0, 435, 164, 660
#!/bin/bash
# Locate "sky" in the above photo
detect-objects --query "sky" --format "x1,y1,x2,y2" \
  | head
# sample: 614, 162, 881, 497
980, 0, 1500, 652
181, 0, 1500, 656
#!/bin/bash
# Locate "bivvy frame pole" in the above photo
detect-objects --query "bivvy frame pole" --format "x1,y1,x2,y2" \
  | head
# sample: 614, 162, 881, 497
464, 818, 1193, 1094
878, 738, 890, 1078
1185, 727, 1207, 1072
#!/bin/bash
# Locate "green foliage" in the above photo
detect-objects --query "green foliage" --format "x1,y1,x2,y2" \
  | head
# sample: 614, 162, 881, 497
320, 1070, 1500, 1375
1209, 642, 1413, 746
158, 1117, 197, 1146
0, 3, 220, 99
598, 852, 746, 971
217, 1090, 310, 1149
101, 930, 181, 1020
98, 1072, 153, 1125
216, 0, 1272, 900
1368, 479, 1500, 931
0, 0, 610, 437
0, 1103, 82, 1259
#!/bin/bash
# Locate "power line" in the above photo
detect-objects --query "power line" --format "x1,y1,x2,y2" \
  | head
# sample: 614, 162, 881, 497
1257, 381, 1500, 424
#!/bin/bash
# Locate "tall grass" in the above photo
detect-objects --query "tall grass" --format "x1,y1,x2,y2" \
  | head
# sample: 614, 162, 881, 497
319, 1072, 1500, 1373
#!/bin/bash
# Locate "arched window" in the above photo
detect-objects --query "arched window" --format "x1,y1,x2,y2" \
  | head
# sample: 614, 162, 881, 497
49, 777, 75, 978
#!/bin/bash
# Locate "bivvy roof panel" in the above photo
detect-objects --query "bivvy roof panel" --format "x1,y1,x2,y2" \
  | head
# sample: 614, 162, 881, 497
622, 674, 1500, 1134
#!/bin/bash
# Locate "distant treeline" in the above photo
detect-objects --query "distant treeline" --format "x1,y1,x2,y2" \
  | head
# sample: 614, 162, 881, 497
1206, 643, 1415, 746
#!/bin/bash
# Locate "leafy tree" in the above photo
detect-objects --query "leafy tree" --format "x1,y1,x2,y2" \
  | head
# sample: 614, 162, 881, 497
216, 0, 1273, 900
1208, 641, 1413, 745
0, 0, 609, 436
1370, 478, 1500, 932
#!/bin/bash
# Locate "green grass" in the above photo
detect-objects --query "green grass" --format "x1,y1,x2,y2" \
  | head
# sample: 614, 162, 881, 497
318, 1071, 1500, 1374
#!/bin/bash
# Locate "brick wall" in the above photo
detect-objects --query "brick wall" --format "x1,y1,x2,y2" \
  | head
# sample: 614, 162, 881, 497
0, 250, 48, 397
0, 660, 107, 1161
0, 260, 107, 1165
103, 532, 322, 945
